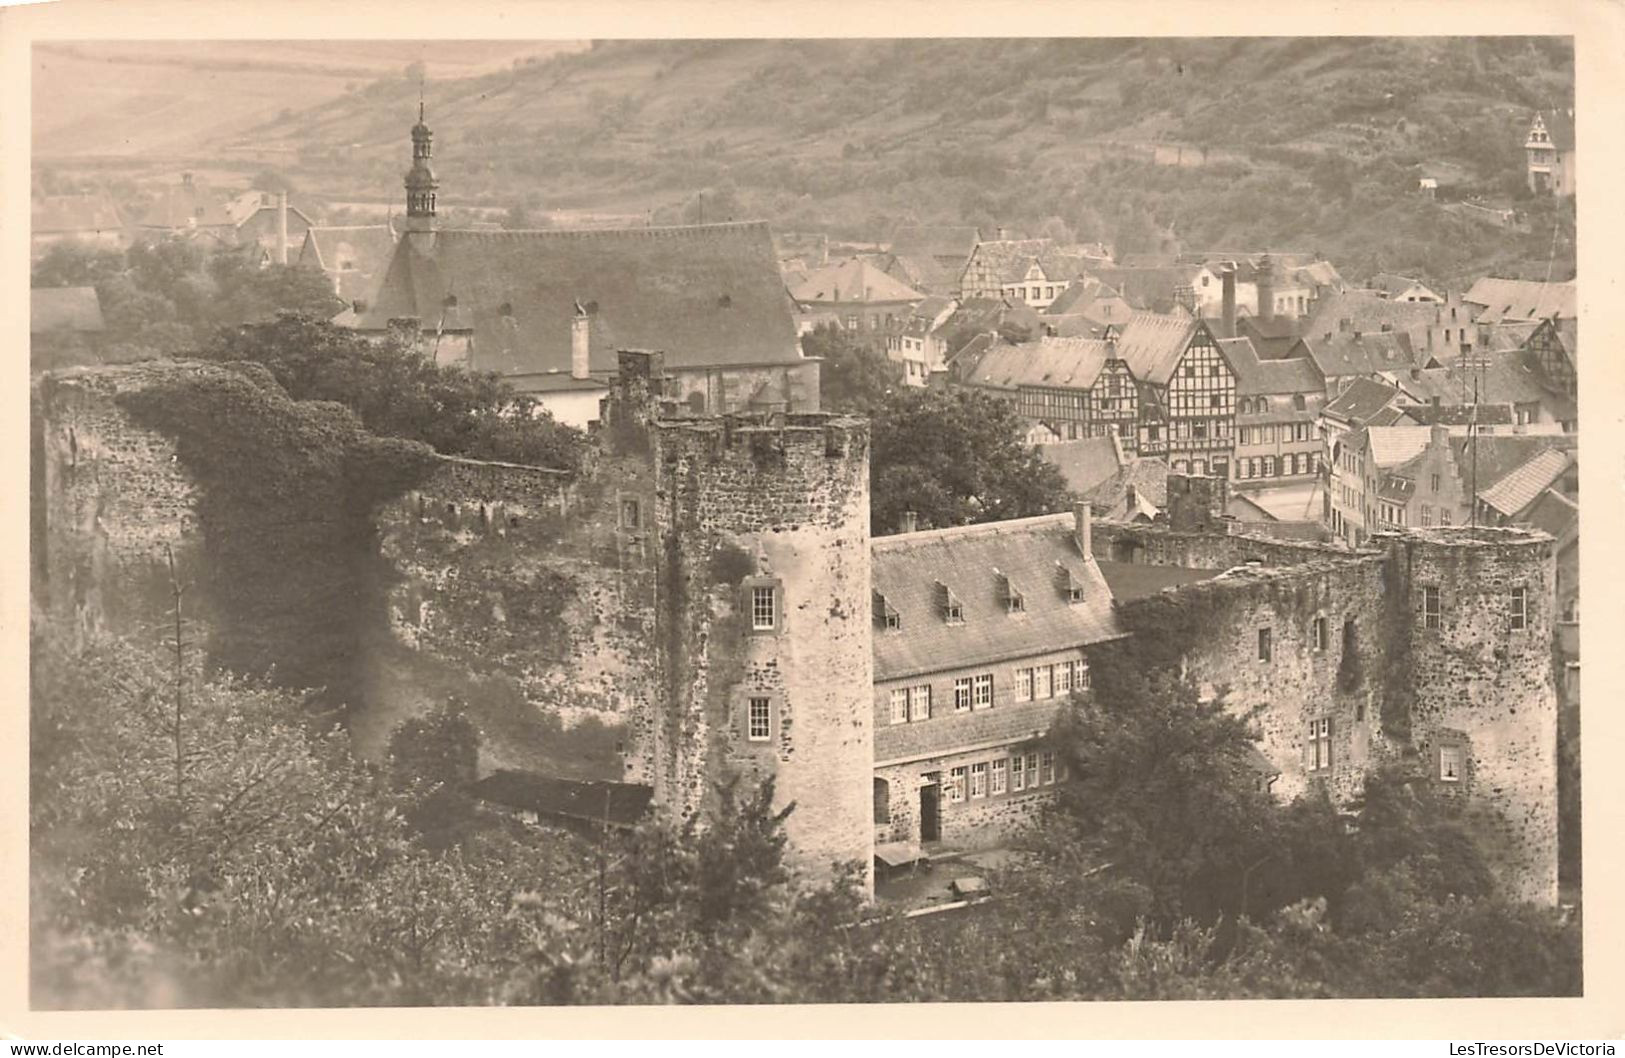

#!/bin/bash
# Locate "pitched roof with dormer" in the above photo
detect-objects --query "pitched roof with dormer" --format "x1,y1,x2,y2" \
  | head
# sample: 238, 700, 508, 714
965, 239, 1090, 287
871, 513, 1125, 682
1219, 336, 1324, 398
1298, 331, 1420, 379
1462, 277, 1577, 322
358, 221, 804, 382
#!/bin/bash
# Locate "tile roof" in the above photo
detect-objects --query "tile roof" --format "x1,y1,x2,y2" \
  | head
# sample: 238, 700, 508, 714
137, 177, 238, 230
1401, 403, 1515, 427
889, 225, 981, 260
32, 192, 124, 235
870, 513, 1125, 681
1220, 337, 1325, 397
1361, 425, 1437, 468
1322, 377, 1401, 423
790, 256, 926, 304
1095, 560, 1218, 602
358, 222, 804, 380
1398, 351, 1573, 420
970, 335, 1113, 391
1084, 457, 1169, 519
1294, 260, 1345, 290
1040, 436, 1126, 494
31, 286, 106, 333
1462, 277, 1577, 322
1479, 321, 1542, 353
1477, 448, 1572, 517
1367, 273, 1437, 299
1115, 312, 1199, 386
1306, 290, 1449, 340
882, 252, 957, 294
299, 225, 399, 307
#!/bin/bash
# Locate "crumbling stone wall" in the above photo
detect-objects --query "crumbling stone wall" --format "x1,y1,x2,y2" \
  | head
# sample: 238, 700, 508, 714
33, 365, 207, 640
1091, 519, 1368, 571
1381, 528, 1559, 905
653, 408, 874, 887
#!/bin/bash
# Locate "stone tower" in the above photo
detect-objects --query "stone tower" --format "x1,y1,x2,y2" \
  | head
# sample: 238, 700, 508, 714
403, 102, 438, 235
628, 352, 875, 891
1383, 526, 1559, 905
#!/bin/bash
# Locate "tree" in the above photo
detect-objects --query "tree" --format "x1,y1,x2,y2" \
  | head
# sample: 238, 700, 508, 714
195, 314, 587, 474
31, 242, 126, 289
388, 702, 483, 848
800, 322, 900, 414
1045, 660, 1281, 925
868, 387, 1070, 535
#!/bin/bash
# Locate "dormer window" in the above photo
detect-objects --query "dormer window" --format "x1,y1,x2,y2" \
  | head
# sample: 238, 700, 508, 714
936, 580, 965, 625
995, 569, 1025, 614
1057, 562, 1087, 604
873, 590, 901, 631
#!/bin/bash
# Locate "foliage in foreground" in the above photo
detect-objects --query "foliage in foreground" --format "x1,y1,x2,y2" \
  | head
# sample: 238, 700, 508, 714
31, 624, 1578, 1007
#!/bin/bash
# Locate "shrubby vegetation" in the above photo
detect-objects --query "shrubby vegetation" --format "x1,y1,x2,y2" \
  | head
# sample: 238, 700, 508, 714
34, 621, 1578, 1006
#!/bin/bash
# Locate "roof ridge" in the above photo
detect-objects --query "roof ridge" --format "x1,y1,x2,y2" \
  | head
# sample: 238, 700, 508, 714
437, 220, 770, 241
872, 512, 1075, 550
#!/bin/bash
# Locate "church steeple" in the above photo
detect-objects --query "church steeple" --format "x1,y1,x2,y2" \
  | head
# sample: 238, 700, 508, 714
404, 100, 438, 232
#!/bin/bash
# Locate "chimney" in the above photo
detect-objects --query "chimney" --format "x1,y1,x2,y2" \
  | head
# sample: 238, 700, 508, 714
1073, 501, 1093, 558
571, 300, 591, 381
1257, 254, 1275, 322
901, 510, 919, 534
277, 190, 289, 266
182, 172, 194, 188
1221, 266, 1237, 339
1352, 329, 1362, 340
1339, 317, 1351, 333
996, 227, 1008, 240
1431, 395, 1441, 410
1410, 367, 1421, 380
1380, 322, 1392, 332
1125, 483, 1138, 513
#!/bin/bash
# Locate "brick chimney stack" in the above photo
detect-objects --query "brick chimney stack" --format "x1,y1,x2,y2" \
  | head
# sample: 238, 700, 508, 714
1073, 501, 1093, 559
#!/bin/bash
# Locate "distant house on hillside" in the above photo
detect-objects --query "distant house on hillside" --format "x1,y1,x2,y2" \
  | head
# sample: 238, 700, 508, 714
359, 109, 818, 429
789, 257, 924, 340
1367, 273, 1442, 304
959, 238, 1089, 309
1525, 109, 1575, 196
134, 174, 312, 261
31, 192, 126, 259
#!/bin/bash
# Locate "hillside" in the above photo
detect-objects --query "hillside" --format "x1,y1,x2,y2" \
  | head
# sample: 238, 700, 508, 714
41, 38, 1576, 289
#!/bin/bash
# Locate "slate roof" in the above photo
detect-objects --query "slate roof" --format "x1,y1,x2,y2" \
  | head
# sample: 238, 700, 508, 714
889, 225, 981, 260
1306, 290, 1450, 340
1088, 265, 1207, 313
1401, 403, 1516, 427
1447, 435, 1577, 501
1298, 331, 1419, 379
299, 225, 398, 307
1084, 457, 1169, 520
358, 222, 804, 382
1323, 377, 1402, 424
1368, 273, 1437, 299
870, 514, 1126, 681
1479, 321, 1542, 353
31, 287, 106, 333
1361, 425, 1438, 468
1115, 313, 1199, 386
882, 253, 957, 295
1399, 352, 1573, 420
1517, 487, 1577, 545
1220, 337, 1324, 397
791, 257, 925, 304
32, 192, 124, 235
1041, 436, 1126, 495
1462, 277, 1577, 322
967, 239, 1090, 286
1531, 109, 1575, 151
470, 770, 653, 828
970, 336, 1113, 391
1477, 448, 1572, 517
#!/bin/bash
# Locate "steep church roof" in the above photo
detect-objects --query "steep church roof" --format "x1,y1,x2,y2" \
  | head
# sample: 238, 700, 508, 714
360, 222, 804, 380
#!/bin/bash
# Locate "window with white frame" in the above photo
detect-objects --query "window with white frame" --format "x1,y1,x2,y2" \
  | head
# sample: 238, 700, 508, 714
889, 688, 909, 725
1040, 751, 1056, 785
948, 766, 967, 804
909, 684, 932, 721
973, 674, 994, 708
1024, 752, 1040, 789
1439, 744, 1464, 783
990, 758, 1008, 795
751, 585, 778, 631
1056, 660, 1073, 693
1010, 754, 1026, 792
1015, 667, 1033, 702
748, 697, 772, 741
1308, 717, 1332, 771
970, 762, 988, 799
1034, 664, 1053, 700
954, 677, 973, 712
1075, 659, 1091, 690
1312, 616, 1327, 652
1423, 586, 1442, 629
1510, 587, 1527, 631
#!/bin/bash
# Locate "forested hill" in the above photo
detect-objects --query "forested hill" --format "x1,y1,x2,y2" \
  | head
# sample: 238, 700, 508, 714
271, 37, 1575, 288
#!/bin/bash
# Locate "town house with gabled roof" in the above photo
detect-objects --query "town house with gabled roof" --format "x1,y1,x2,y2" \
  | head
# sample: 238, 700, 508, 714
869, 507, 1124, 858
357, 108, 819, 429
1222, 336, 1327, 486
1525, 109, 1575, 196
1115, 313, 1236, 478
958, 237, 1089, 309
963, 334, 1138, 447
